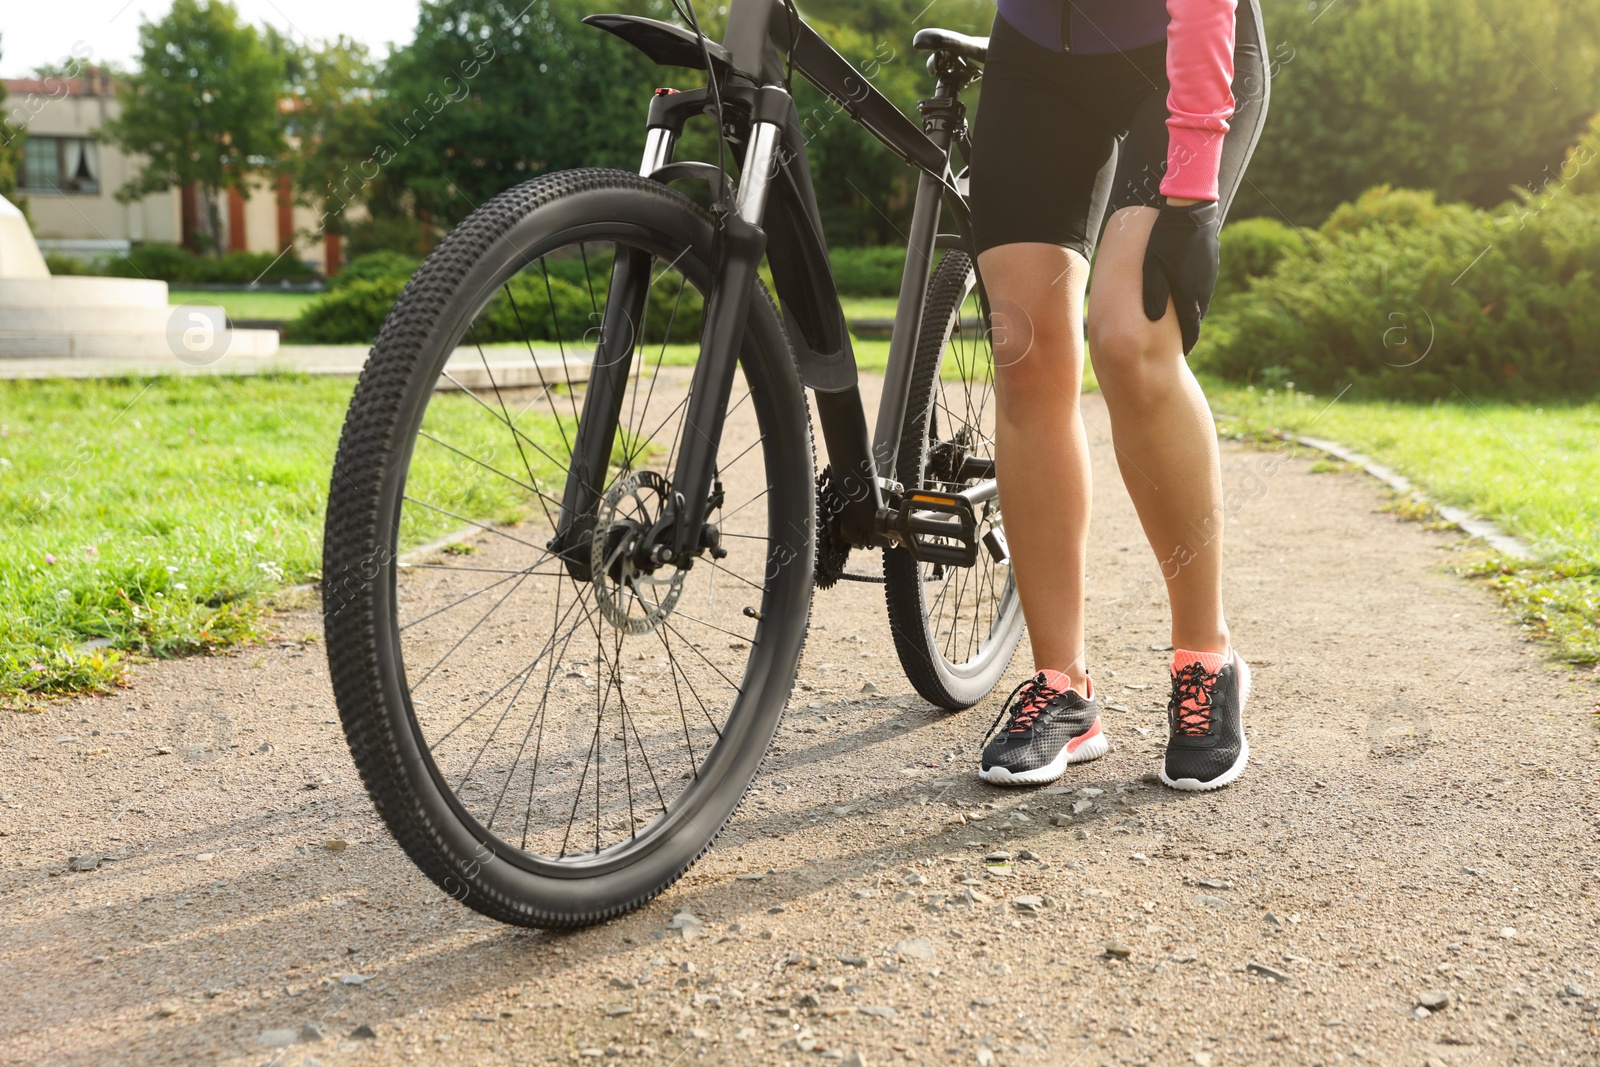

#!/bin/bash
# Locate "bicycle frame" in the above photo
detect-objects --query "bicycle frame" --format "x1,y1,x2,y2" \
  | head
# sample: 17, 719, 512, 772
569, 0, 983, 568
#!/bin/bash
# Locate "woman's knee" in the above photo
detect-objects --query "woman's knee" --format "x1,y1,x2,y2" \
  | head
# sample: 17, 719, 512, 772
1086, 313, 1179, 406
992, 309, 1081, 414
977, 243, 1089, 413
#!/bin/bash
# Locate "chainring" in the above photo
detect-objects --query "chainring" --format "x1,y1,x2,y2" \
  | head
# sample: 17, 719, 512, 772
813, 464, 853, 590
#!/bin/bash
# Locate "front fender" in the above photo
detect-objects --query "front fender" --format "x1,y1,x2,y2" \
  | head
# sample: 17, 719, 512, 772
582, 14, 737, 75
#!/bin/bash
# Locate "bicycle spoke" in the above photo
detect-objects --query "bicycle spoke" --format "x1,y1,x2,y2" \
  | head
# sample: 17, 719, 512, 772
374, 220, 797, 874
891, 256, 1016, 686
401, 495, 552, 554
661, 618, 746, 696
623, 268, 687, 468
410, 569, 534, 690
618, 686, 671, 832
399, 568, 523, 635
398, 549, 557, 632
719, 431, 766, 474
495, 269, 579, 457
535, 259, 586, 432
656, 620, 726, 739
667, 606, 758, 645
718, 485, 771, 525
417, 429, 565, 515
511, 579, 597, 844
484, 578, 568, 831
401, 562, 567, 577
702, 557, 767, 594
427, 584, 592, 749
659, 622, 701, 776
434, 372, 585, 494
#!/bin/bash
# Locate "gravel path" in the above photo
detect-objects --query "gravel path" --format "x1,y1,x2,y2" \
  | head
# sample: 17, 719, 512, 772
3, 374, 1597, 1067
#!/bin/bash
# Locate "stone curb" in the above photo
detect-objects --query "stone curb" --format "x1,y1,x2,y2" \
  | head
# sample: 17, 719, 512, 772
1290, 432, 1534, 561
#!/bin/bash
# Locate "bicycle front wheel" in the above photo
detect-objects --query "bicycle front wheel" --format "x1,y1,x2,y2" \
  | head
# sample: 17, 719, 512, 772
883, 249, 1023, 709
322, 169, 815, 928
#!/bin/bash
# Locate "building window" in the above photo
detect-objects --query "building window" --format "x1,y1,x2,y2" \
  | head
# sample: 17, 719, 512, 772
19, 136, 100, 194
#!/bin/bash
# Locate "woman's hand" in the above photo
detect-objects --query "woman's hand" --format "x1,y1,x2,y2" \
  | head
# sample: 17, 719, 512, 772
1141, 197, 1222, 355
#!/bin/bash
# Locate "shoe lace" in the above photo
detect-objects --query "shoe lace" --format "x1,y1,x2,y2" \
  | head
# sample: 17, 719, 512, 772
983, 672, 1064, 743
1168, 662, 1218, 737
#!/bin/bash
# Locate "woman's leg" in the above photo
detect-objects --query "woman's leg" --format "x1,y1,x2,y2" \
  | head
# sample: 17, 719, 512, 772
1086, 206, 1229, 654
977, 242, 1094, 692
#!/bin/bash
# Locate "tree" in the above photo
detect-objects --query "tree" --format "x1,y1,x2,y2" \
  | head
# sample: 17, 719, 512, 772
1234, 0, 1600, 225
365, 0, 999, 246
1559, 110, 1600, 199
0, 36, 24, 203
275, 33, 383, 264
794, 0, 996, 245
372, 0, 661, 230
102, 0, 286, 257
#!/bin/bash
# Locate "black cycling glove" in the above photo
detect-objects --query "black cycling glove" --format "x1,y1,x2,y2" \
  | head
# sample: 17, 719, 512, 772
1141, 199, 1222, 355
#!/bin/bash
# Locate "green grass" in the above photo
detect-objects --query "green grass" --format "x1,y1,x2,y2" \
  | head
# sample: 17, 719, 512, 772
1205, 381, 1600, 665
638, 335, 1100, 393
0, 375, 564, 706
169, 289, 319, 322
840, 296, 900, 322
50, 340, 1591, 716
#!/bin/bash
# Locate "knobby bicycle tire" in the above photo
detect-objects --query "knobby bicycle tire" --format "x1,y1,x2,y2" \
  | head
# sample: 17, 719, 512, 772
883, 250, 1024, 709
322, 169, 815, 927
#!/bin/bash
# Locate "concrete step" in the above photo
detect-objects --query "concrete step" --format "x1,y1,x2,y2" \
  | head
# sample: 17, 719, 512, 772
0, 276, 170, 309
0, 306, 184, 334
0, 328, 280, 360
0, 343, 626, 388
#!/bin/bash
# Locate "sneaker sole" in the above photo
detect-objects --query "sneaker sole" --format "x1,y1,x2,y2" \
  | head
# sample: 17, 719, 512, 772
978, 719, 1108, 786
1160, 654, 1252, 792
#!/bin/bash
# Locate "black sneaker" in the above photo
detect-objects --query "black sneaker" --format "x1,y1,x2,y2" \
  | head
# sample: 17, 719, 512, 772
979, 669, 1107, 786
1160, 650, 1251, 791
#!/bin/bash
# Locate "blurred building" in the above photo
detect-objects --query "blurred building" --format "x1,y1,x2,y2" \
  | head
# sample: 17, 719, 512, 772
2, 68, 346, 274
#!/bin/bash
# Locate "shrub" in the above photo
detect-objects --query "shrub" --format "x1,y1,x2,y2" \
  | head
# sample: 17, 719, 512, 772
289, 277, 407, 343
288, 232, 726, 349
1216, 216, 1304, 299
43, 252, 97, 276
1196, 185, 1600, 400
1319, 186, 1450, 240
288, 262, 709, 348
1234, 0, 1600, 224
332, 251, 419, 291
1537, 107, 1600, 200
474, 275, 594, 344
829, 246, 906, 297
540, 250, 612, 291
103, 243, 207, 282
99, 244, 313, 284
210, 250, 313, 284
475, 265, 704, 346
644, 273, 705, 345
347, 213, 429, 259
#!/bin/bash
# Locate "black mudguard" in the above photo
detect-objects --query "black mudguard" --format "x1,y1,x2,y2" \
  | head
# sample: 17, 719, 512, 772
586, 13, 858, 393
764, 118, 857, 393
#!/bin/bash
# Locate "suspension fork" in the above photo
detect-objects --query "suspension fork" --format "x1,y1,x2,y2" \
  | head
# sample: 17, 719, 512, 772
550, 119, 681, 579
655, 87, 788, 565
551, 80, 784, 572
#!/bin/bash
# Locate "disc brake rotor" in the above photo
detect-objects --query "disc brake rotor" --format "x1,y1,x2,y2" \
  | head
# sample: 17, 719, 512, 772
592, 471, 686, 635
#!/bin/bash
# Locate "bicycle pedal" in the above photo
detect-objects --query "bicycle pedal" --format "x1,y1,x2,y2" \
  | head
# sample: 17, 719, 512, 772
891, 489, 979, 567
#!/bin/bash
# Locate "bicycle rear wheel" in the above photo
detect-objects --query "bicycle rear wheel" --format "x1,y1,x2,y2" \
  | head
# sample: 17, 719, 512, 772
322, 169, 814, 928
883, 250, 1023, 709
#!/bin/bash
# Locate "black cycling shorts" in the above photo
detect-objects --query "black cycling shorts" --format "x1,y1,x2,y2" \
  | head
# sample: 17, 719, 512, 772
969, 0, 1269, 260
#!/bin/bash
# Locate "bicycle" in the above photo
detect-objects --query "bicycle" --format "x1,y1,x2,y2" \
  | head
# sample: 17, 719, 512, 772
322, 0, 1018, 927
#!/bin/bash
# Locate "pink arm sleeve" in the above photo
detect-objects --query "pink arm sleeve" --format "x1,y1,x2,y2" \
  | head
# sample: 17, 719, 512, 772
1160, 0, 1238, 201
